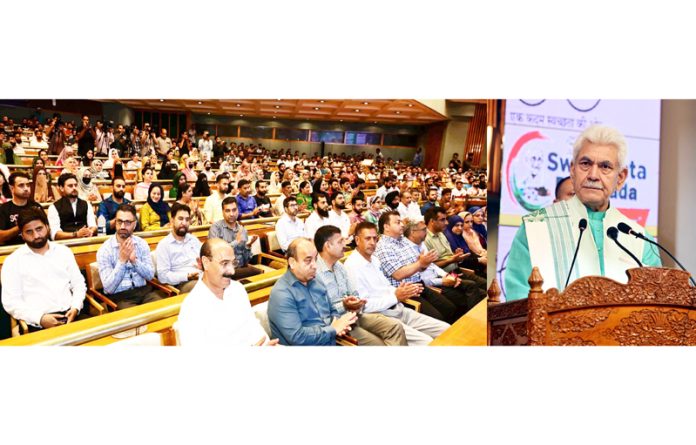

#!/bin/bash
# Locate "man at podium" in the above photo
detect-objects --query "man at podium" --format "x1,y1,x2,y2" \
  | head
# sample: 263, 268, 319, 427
505, 125, 662, 300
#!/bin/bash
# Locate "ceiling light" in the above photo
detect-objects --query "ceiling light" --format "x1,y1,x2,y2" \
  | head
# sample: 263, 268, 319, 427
363, 102, 369, 105
396, 111, 401, 114
236, 104, 240, 107
273, 116, 277, 119
374, 121, 378, 124
275, 105, 280, 109
339, 119, 343, 122
159, 99, 165, 102
207, 112, 211, 115
240, 115, 244, 117
319, 100, 325, 103
407, 103, 413, 107
355, 109, 360, 112
198, 101, 203, 105
314, 107, 320, 110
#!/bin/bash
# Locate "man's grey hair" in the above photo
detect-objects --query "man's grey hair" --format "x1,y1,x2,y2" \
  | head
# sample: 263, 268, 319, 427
572, 124, 628, 169
403, 219, 425, 238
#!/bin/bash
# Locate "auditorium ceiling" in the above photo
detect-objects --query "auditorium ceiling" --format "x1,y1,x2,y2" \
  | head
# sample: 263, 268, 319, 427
103, 99, 471, 125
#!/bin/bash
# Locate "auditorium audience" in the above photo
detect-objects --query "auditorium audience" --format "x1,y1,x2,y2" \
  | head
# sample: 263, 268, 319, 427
48, 173, 98, 240
155, 202, 202, 293
268, 237, 357, 346
96, 204, 166, 309
203, 173, 231, 223
344, 222, 449, 345
2, 207, 87, 331
314, 225, 407, 346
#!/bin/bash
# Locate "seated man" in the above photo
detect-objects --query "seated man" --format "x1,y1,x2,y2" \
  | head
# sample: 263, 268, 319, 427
344, 222, 449, 345
97, 176, 134, 235
253, 180, 273, 218
177, 238, 278, 346
404, 219, 485, 313
2, 207, 87, 331
314, 225, 407, 346
48, 173, 98, 240
267, 237, 357, 346
0, 172, 43, 246
236, 179, 259, 220
424, 207, 487, 291
96, 204, 166, 310
304, 191, 331, 239
155, 203, 202, 293
274, 195, 306, 252
208, 197, 260, 279
203, 173, 231, 224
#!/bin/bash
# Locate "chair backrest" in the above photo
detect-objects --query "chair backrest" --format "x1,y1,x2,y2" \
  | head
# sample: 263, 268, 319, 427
527, 267, 696, 346
87, 262, 103, 291
253, 301, 271, 338
267, 231, 281, 252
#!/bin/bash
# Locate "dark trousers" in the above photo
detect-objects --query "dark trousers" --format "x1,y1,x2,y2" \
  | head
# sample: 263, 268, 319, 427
414, 285, 458, 324
108, 285, 166, 310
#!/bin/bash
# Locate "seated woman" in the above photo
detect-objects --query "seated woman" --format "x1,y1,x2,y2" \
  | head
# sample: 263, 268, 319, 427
55, 145, 75, 166
139, 184, 171, 231
176, 183, 206, 226
181, 155, 198, 182
81, 149, 95, 167
89, 159, 111, 180
168, 172, 186, 199
467, 205, 487, 249
192, 172, 210, 197
76, 168, 102, 203
102, 148, 120, 170
364, 195, 383, 225
445, 213, 487, 276
134, 166, 155, 201
296, 180, 313, 212
32, 166, 57, 203
60, 156, 80, 176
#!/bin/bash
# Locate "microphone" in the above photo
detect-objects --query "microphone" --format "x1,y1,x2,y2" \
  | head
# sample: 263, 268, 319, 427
618, 222, 696, 287
607, 226, 643, 268
564, 218, 588, 288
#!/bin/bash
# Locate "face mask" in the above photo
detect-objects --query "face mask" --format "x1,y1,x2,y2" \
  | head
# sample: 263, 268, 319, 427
83, 177, 91, 185
188, 163, 194, 169
205, 166, 211, 171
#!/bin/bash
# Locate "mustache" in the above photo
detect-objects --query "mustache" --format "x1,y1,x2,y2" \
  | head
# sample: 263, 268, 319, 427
582, 180, 603, 190
222, 273, 235, 279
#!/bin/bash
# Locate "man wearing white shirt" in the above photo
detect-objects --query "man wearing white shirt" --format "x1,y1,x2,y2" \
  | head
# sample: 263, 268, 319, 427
304, 191, 331, 239
197, 131, 213, 160
177, 238, 279, 346
155, 203, 202, 294
375, 176, 396, 201
28, 129, 49, 149
272, 181, 293, 217
451, 180, 467, 198
1, 207, 87, 331
47, 173, 97, 240
274, 196, 306, 252
397, 190, 422, 223
344, 222, 449, 345
327, 192, 351, 238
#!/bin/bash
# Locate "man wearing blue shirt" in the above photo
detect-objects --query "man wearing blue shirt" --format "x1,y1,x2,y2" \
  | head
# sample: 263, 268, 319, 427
97, 177, 133, 235
267, 237, 357, 346
236, 179, 259, 220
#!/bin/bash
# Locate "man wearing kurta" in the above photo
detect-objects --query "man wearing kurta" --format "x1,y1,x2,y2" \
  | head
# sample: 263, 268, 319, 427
505, 125, 661, 301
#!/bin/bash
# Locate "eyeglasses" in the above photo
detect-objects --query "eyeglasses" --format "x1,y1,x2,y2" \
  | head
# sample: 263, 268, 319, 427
116, 219, 136, 227
576, 158, 616, 175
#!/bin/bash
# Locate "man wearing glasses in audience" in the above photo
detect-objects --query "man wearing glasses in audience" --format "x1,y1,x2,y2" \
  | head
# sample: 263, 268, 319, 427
96, 204, 166, 309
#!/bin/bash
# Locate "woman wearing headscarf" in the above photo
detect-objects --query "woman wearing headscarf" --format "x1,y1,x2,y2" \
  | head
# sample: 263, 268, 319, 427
102, 148, 120, 170
364, 195, 383, 225
32, 166, 56, 203
444, 214, 486, 277
89, 158, 111, 180
176, 183, 207, 226
139, 183, 171, 231
55, 145, 76, 166
180, 154, 198, 182
76, 168, 102, 203
467, 206, 487, 248
192, 172, 211, 197
169, 171, 186, 199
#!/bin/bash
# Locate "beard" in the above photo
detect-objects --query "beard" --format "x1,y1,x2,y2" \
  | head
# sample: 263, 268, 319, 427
335, 202, 346, 210
113, 190, 125, 199
317, 207, 330, 218
175, 226, 188, 237
27, 236, 48, 249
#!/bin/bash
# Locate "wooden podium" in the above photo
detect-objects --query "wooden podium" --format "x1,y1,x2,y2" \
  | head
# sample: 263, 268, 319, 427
488, 267, 696, 346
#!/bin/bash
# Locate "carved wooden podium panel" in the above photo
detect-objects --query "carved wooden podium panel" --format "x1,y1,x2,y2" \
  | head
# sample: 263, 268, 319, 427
488, 267, 696, 346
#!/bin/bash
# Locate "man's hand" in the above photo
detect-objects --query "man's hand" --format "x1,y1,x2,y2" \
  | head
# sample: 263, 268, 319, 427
252, 207, 261, 216
118, 238, 132, 263
418, 250, 439, 269
331, 312, 358, 336
76, 226, 92, 238
478, 256, 488, 266
65, 308, 79, 323
442, 274, 457, 288
187, 272, 200, 281
246, 235, 258, 247
40, 313, 66, 329
235, 229, 244, 244
342, 296, 366, 312
254, 337, 280, 346
394, 282, 423, 301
